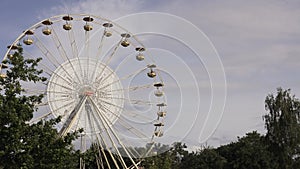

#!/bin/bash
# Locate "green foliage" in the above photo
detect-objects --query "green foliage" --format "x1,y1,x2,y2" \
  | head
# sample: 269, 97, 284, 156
169, 142, 188, 169
83, 143, 130, 169
181, 147, 226, 169
0, 47, 79, 168
264, 88, 300, 168
141, 143, 173, 169
217, 131, 274, 169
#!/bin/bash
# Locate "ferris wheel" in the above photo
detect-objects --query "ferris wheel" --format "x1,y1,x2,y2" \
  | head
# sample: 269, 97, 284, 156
0, 14, 167, 168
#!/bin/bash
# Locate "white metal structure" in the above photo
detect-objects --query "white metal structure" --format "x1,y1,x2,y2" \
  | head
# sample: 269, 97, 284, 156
0, 14, 167, 169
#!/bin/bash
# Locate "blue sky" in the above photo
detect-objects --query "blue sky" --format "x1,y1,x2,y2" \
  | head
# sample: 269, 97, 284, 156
1, 0, 300, 147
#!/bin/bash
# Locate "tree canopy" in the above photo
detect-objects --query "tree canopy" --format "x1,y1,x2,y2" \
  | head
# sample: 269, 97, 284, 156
264, 88, 300, 168
0, 47, 80, 168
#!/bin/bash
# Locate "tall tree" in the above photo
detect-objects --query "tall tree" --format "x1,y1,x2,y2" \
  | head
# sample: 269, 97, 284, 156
264, 88, 300, 168
0, 47, 79, 168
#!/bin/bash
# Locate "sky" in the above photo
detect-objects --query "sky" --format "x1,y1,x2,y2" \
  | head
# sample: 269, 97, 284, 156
1, 0, 300, 147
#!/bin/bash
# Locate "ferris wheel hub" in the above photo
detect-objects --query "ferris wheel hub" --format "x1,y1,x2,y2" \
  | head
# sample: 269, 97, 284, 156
79, 85, 94, 96
47, 58, 125, 134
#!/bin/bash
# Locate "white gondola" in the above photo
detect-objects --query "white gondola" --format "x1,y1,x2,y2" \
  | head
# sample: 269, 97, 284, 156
147, 69, 156, 78
104, 30, 112, 37
0, 74, 7, 78
157, 111, 167, 117
63, 24, 72, 30
154, 130, 163, 137
154, 122, 164, 127
154, 90, 164, 97
103, 23, 113, 37
42, 28, 52, 35
42, 20, 53, 35
7, 54, 13, 59
157, 103, 167, 107
23, 38, 34, 45
84, 24, 93, 31
136, 53, 145, 61
7, 44, 18, 50
1, 64, 8, 69
121, 40, 130, 47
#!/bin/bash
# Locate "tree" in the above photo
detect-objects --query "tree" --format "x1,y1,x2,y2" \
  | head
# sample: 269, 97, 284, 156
264, 88, 300, 168
217, 131, 274, 169
0, 47, 79, 168
141, 143, 172, 169
169, 142, 188, 169
179, 146, 226, 169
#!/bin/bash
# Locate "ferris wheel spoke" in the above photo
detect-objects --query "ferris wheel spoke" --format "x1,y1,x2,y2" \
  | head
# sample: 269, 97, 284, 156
93, 124, 120, 169
73, 101, 86, 134
49, 25, 70, 62
22, 51, 53, 77
143, 142, 156, 158
92, 28, 106, 81
89, 98, 128, 169
31, 35, 61, 68
102, 96, 155, 106
95, 31, 106, 62
67, 29, 84, 82
100, 103, 150, 141
90, 33, 106, 84
104, 102, 155, 124
100, 95, 155, 106
103, 38, 123, 66
106, 84, 153, 93
28, 112, 53, 124
89, 97, 139, 169
98, 137, 122, 169
59, 95, 87, 136
94, 39, 122, 83
95, 97, 124, 111
129, 162, 142, 169
156, 69, 164, 85
79, 134, 87, 168
83, 30, 91, 83
50, 25, 83, 84
115, 138, 142, 159
38, 62, 76, 87
48, 99, 75, 117
129, 99, 155, 105
33, 37, 79, 84
97, 67, 148, 91
95, 29, 106, 58
121, 110, 155, 123
37, 97, 75, 107
85, 101, 98, 142
47, 80, 75, 91
45, 90, 72, 96
95, 96, 154, 122
93, 141, 107, 169
23, 88, 46, 95
38, 63, 56, 76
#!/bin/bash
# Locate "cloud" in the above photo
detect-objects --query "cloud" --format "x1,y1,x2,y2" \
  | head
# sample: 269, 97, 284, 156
45, 0, 144, 19
149, 0, 300, 144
